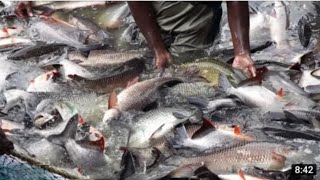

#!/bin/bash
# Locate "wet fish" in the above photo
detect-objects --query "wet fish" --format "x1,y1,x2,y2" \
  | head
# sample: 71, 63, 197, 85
127, 106, 202, 148
47, 111, 114, 178
219, 75, 282, 109
68, 58, 145, 93
27, 70, 71, 93
166, 141, 296, 177
69, 15, 113, 44
103, 77, 183, 123
268, 1, 290, 49
0, 26, 24, 39
28, 17, 100, 50
263, 71, 309, 96
178, 59, 246, 86
187, 97, 238, 113
7, 43, 65, 60
172, 118, 253, 151
0, 36, 32, 49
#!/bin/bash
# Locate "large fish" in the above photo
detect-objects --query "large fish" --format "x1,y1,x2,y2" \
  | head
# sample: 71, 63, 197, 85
262, 70, 309, 96
28, 17, 101, 50
177, 59, 247, 86
127, 106, 202, 148
172, 118, 253, 151
68, 60, 145, 93
103, 77, 183, 123
219, 75, 283, 109
7, 43, 66, 60
166, 141, 296, 178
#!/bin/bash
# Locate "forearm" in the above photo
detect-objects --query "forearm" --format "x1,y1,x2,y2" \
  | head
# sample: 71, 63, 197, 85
227, 1, 250, 56
127, 2, 167, 55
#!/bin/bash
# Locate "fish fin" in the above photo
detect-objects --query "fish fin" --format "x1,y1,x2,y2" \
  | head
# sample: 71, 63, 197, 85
186, 97, 209, 109
218, 74, 234, 90
172, 112, 188, 120
277, 88, 284, 97
237, 75, 263, 87
47, 114, 79, 145
108, 90, 118, 109
4, 72, 18, 81
233, 125, 241, 135
70, 59, 84, 64
120, 148, 136, 180
78, 116, 85, 125
126, 76, 139, 88
194, 166, 220, 179
94, 136, 105, 152
172, 125, 190, 148
191, 117, 215, 139
149, 124, 165, 140
289, 62, 301, 71
238, 170, 246, 180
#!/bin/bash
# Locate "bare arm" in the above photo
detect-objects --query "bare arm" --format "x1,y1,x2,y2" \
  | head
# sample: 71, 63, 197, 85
227, 1, 256, 77
127, 2, 172, 69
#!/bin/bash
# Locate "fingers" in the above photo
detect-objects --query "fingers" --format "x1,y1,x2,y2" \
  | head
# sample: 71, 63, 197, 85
15, 2, 33, 19
249, 65, 256, 77
26, 2, 34, 17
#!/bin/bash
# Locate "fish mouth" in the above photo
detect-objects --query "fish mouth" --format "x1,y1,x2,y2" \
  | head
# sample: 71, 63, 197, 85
33, 113, 60, 129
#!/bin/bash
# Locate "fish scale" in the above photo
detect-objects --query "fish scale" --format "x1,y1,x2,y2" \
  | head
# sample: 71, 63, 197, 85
169, 82, 217, 98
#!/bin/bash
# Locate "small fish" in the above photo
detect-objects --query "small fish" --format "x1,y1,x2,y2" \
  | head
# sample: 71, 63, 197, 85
268, 1, 290, 49
172, 118, 253, 151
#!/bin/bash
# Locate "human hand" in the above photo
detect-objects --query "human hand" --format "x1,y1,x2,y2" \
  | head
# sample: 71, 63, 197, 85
0, 128, 14, 155
232, 54, 256, 78
15, 1, 33, 19
155, 49, 173, 69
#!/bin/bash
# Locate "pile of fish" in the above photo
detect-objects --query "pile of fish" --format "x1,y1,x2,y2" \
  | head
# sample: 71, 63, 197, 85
0, 1, 319, 180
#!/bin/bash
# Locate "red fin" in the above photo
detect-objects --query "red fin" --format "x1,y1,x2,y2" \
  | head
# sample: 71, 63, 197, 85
2, 27, 8, 34
233, 125, 241, 135
108, 90, 118, 109
191, 117, 215, 139
277, 88, 283, 97
98, 137, 105, 152
238, 170, 246, 180
78, 116, 85, 125
126, 76, 139, 88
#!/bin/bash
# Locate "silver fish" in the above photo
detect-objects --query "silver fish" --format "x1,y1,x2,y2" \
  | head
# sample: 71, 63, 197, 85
128, 107, 201, 148
103, 77, 183, 123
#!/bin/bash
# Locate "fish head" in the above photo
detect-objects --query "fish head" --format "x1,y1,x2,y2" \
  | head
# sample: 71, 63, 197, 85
102, 109, 120, 124
274, 144, 298, 158
27, 70, 63, 92
33, 112, 62, 129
